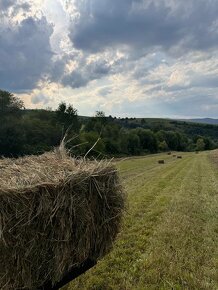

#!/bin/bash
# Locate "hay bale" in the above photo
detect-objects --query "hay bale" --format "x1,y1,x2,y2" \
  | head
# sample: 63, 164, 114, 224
173, 155, 177, 157
158, 160, 165, 164
167, 152, 172, 155
0, 149, 125, 290
177, 156, 182, 159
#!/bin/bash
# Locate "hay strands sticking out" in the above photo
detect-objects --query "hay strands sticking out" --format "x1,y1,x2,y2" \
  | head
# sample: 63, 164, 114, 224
0, 146, 125, 290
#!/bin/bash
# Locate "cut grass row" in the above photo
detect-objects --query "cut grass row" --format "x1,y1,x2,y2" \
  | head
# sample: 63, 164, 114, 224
66, 151, 218, 290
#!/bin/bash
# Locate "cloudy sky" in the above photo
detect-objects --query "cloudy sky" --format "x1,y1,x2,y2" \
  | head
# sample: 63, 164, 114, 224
0, 0, 218, 118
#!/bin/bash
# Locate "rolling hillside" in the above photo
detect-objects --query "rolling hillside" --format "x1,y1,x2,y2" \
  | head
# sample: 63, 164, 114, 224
114, 117, 218, 141
24, 110, 218, 141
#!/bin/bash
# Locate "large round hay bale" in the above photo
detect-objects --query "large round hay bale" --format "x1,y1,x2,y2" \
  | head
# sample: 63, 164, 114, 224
0, 149, 125, 289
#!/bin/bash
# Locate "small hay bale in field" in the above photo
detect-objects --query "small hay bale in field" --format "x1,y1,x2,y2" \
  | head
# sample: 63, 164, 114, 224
158, 160, 165, 164
167, 152, 172, 155
173, 155, 177, 157
177, 156, 182, 159
0, 149, 125, 290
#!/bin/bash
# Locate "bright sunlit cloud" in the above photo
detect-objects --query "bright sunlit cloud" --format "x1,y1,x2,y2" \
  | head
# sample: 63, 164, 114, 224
0, 0, 218, 118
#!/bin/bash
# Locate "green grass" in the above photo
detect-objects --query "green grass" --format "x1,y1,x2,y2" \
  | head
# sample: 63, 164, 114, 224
66, 152, 218, 290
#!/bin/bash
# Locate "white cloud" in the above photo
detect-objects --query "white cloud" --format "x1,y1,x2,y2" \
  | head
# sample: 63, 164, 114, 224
1, 0, 218, 118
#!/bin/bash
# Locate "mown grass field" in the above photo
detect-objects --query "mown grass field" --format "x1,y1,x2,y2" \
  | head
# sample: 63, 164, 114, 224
66, 151, 218, 290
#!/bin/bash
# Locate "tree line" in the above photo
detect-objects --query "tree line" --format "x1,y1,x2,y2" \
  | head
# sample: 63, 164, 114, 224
0, 90, 217, 157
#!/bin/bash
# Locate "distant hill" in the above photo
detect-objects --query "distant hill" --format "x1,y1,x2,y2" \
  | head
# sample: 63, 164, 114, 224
22, 110, 218, 144
179, 118, 218, 125
113, 117, 218, 142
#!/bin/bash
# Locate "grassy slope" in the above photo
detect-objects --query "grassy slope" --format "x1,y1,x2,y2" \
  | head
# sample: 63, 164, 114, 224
67, 152, 218, 290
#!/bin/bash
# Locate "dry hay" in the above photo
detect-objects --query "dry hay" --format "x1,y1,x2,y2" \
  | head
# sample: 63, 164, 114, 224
0, 148, 125, 290
158, 160, 165, 164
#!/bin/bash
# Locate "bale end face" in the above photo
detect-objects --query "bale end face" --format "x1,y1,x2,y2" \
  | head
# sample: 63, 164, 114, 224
0, 150, 125, 290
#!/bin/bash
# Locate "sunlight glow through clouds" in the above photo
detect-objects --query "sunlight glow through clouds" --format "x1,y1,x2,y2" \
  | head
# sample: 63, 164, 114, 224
1, 0, 218, 118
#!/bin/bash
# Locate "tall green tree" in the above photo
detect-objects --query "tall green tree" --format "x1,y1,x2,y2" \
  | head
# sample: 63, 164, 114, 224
127, 132, 140, 155
158, 140, 168, 151
0, 90, 24, 117
56, 102, 80, 133
196, 138, 205, 151
0, 90, 25, 156
134, 128, 158, 153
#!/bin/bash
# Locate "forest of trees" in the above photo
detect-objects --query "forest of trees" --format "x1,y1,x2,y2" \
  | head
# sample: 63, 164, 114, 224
0, 89, 217, 158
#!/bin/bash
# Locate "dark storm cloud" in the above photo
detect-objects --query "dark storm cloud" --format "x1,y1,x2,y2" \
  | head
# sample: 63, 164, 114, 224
69, 0, 218, 53
49, 57, 67, 83
0, 16, 54, 92
62, 71, 88, 88
62, 58, 112, 88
